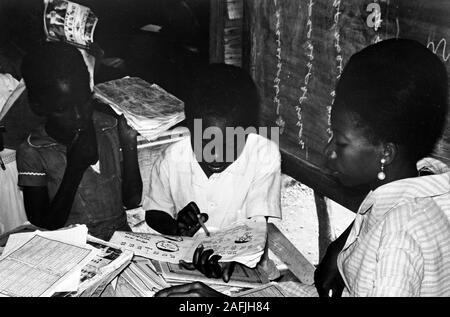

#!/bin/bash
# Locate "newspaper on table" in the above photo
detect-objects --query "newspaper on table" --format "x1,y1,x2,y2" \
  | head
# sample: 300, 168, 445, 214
118, 256, 170, 297
93, 77, 185, 142
0, 228, 98, 297
64, 235, 133, 297
109, 220, 267, 268
231, 282, 290, 297
43, 0, 98, 51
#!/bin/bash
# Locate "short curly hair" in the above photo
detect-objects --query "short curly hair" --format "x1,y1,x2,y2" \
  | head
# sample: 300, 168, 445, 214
334, 38, 448, 162
184, 63, 260, 129
21, 42, 90, 111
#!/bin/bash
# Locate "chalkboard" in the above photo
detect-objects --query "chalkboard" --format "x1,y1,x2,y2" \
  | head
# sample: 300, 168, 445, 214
244, 0, 450, 207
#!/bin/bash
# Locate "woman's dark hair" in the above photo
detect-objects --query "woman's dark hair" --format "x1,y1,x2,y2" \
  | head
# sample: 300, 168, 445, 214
334, 38, 448, 161
21, 42, 90, 109
184, 63, 259, 128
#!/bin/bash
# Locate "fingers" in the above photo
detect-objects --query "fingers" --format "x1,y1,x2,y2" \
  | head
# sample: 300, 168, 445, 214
197, 249, 215, 277
193, 244, 204, 266
177, 203, 208, 236
179, 259, 196, 270
191, 245, 223, 279
222, 261, 236, 283
155, 282, 202, 297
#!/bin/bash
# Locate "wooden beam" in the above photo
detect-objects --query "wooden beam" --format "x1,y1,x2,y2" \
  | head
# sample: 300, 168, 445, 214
267, 223, 316, 285
280, 148, 365, 213
209, 0, 225, 63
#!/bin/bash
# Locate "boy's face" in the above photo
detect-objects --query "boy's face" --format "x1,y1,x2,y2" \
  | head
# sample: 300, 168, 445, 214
191, 116, 247, 176
44, 81, 93, 143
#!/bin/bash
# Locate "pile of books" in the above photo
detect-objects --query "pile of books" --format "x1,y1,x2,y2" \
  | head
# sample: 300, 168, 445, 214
93, 77, 185, 142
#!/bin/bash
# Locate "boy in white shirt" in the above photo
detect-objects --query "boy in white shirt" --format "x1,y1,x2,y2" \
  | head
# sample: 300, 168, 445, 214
144, 63, 281, 235
144, 64, 282, 281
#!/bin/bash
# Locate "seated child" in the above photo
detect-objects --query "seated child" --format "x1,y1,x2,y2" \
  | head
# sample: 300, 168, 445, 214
16, 42, 142, 240
144, 64, 282, 280
144, 63, 282, 236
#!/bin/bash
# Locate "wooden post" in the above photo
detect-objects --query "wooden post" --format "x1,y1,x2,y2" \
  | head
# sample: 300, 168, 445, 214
209, 0, 225, 63
314, 192, 334, 263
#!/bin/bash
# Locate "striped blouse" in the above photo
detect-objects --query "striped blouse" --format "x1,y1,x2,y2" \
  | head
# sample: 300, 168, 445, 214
338, 157, 450, 296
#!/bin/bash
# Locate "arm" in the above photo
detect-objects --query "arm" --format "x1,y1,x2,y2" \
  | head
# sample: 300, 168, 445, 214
145, 209, 178, 235
314, 221, 353, 297
118, 116, 142, 209
146, 202, 209, 237
17, 128, 97, 230
22, 165, 85, 229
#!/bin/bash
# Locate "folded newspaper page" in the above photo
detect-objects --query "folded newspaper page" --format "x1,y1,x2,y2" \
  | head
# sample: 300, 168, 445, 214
43, 0, 98, 51
109, 220, 267, 268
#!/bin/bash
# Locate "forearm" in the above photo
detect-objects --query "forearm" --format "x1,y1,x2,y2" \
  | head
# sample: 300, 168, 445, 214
121, 139, 143, 209
43, 166, 85, 229
145, 210, 178, 235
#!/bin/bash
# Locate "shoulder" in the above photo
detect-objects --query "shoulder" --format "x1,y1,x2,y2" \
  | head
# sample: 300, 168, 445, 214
159, 137, 193, 163
245, 133, 281, 166
381, 196, 450, 238
16, 138, 41, 163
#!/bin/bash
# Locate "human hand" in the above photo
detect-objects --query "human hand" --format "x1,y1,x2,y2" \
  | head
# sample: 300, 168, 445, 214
66, 124, 98, 171
155, 282, 227, 297
176, 201, 209, 237
314, 241, 345, 297
179, 244, 236, 283
118, 115, 138, 145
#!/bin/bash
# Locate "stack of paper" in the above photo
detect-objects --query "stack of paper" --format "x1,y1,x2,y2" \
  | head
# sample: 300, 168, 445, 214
0, 225, 134, 297
93, 77, 185, 142
119, 256, 170, 297
0, 225, 98, 297
157, 261, 269, 289
110, 220, 268, 268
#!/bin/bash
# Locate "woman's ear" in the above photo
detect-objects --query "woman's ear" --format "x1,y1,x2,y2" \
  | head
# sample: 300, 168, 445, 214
381, 142, 397, 166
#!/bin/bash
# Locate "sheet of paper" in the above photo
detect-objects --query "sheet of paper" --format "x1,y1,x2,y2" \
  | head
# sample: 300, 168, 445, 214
111, 220, 267, 268
2, 225, 89, 293
109, 232, 195, 264
0, 234, 97, 297
233, 282, 289, 297
184, 221, 267, 268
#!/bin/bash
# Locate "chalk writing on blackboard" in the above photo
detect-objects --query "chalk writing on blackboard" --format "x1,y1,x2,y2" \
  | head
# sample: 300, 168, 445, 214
328, 0, 344, 142
427, 38, 450, 62
273, 0, 285, 134
296, 0, 315, 150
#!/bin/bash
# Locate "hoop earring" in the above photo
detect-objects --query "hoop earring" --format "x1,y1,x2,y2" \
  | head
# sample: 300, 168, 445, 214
377, 158, 386, 180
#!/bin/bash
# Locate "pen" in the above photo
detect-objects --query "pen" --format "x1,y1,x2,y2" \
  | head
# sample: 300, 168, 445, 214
196, 213, 210, 237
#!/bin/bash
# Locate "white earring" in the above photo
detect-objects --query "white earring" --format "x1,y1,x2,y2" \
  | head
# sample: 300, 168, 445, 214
377, 158, 386, 180
330, 150, 337, 159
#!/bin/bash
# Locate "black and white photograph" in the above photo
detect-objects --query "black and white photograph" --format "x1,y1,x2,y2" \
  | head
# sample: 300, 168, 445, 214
0, 0, 449, 305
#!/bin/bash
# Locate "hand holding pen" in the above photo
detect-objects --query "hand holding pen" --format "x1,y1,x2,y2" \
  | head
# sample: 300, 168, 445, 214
176, 201, 209, 237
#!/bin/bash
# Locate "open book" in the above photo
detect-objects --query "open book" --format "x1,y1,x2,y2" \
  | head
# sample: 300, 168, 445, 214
109, 220, 267, 268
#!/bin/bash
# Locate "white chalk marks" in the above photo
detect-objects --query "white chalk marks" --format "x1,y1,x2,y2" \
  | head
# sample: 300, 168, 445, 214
296, 0, 314, 150
273, 0, 285, 134
427, 38, 450, 63
328, 0, 343, 142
